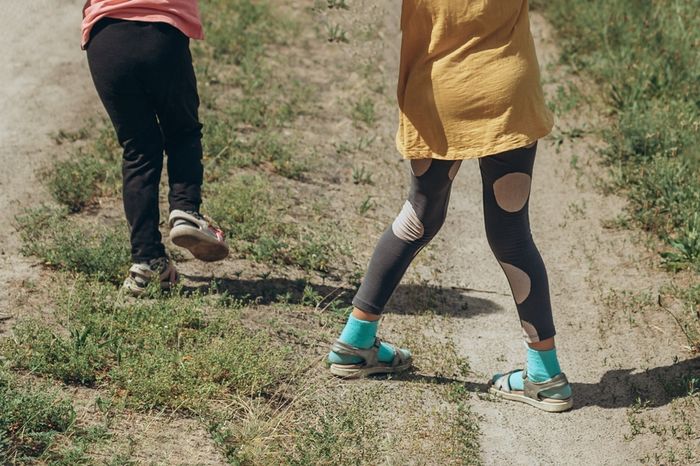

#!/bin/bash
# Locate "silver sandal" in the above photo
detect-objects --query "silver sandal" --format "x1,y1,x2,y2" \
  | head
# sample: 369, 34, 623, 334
489, 369, 573, 412
328, 338, 412, 379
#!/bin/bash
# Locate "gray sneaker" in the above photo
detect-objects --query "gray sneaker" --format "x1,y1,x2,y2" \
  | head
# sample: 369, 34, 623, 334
122, 256, 179, 297
169, 210, 229, 262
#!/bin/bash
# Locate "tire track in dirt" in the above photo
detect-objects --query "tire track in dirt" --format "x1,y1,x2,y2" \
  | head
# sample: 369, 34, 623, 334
0, 0, 96, 328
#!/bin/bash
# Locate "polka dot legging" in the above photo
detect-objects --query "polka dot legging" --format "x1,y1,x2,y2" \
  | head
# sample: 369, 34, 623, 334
352, 143, 555, 343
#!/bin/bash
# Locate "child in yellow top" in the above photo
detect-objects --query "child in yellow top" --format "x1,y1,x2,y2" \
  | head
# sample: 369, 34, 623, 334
328, 0, 572, 413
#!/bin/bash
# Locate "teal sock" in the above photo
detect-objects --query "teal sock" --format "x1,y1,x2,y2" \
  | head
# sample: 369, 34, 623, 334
328, 315, 409, 365
506, 347, 571, 399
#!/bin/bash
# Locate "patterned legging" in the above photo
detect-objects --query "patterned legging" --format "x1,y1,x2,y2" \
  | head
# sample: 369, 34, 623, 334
352, 143, 555, 343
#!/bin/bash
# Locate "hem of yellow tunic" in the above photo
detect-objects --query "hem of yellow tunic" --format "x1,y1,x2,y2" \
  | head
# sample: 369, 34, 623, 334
396, 129, 553, 161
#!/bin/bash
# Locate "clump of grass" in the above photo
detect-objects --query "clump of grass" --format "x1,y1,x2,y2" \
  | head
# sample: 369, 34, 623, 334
351, 95, 376, 126
352, 165, 374, 185
45, 153, 106, 213
3, 278, 293, 412
15, 206, 130, 284
46, 124, 122, 213
200, 0, 275, 65
325, 23, 349, 43
287, 402, 380, 465
0, 369, 76, 462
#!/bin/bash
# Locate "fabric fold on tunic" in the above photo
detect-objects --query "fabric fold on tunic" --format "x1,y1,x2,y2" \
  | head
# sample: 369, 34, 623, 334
397, 0, 553, 160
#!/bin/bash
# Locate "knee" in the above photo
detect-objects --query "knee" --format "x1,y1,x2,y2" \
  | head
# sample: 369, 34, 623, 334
163, 124, 203, 157
121, 132, 163, 160
392, 200, 446, 245
485, 223, 534, 264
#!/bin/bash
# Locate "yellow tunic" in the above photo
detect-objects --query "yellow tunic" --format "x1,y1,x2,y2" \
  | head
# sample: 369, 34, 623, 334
397, 0, 553, 160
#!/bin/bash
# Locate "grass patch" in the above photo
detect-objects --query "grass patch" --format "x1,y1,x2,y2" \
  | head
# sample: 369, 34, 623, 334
15, 206, 130, 284
0, 368, 112, 464
206, 174, 349, 273
351, 95, 376, 127
46, 125, 121, 213
286, 397, 380, 465
532, 0, 700, 273
2, 278, 293, 412
199, 0, 276, 65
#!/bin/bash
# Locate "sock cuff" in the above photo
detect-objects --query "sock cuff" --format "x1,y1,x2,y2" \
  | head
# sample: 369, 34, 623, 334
527, 347, 562, 382
339, 315, 379, 349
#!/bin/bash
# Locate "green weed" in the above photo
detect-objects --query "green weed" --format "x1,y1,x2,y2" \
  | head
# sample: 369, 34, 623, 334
351, 96, 376, 126
46, 124, 121, 213
286, 395, 380, 465
200, 0, 275, 65
352, 165, 374, 185
0, 369, 75, 462
325, 0, 349, 9
206, 175, 347, 272
15, 206, 130, 284
450, 401, 482, 465
0, 368, 112, 464
46, 155, 105, 213
326, 23, 349, 43
358, 195, 375, 215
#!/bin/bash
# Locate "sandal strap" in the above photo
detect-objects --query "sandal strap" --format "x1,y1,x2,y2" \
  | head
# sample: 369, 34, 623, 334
524, 372, 570, 400
383, 341, 406, 368
330, 338, 381, 367
491, 369, 523, 393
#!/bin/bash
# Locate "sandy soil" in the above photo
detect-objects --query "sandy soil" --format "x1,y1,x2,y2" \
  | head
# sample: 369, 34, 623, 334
0, 0, 96, 325
1, 1, 696, 464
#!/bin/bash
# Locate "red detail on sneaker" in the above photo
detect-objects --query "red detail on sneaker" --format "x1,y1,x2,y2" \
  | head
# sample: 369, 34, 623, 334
210, 226, 225, 242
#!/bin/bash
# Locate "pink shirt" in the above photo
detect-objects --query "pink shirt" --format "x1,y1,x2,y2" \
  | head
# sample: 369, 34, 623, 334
81, 0, 203, 48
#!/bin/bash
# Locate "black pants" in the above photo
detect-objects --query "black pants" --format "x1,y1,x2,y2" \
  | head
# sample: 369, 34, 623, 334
86, 18, 203, 262
353, 145, 555, 343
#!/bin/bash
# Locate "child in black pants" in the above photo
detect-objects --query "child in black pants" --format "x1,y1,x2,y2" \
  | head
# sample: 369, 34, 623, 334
85, 16, 228, 295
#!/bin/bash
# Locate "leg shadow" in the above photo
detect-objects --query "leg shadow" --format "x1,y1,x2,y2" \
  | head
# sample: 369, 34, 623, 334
571, 357, 700, 410
182, 275, 503, 319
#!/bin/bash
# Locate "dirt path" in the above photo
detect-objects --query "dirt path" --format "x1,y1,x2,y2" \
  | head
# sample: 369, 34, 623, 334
0, 0, 96, 325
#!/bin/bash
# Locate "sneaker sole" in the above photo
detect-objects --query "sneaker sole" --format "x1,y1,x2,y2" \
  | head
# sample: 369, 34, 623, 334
488, 386, 573, 412
170, 226, 229, 262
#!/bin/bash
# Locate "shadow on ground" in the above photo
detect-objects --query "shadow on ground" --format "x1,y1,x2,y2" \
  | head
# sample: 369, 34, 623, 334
183, 275, 504, 318
572, 357, 700, 410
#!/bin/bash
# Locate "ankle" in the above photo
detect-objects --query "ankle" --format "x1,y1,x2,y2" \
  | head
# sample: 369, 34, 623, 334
351, 307, 381, 322
528, 337, 555, 351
